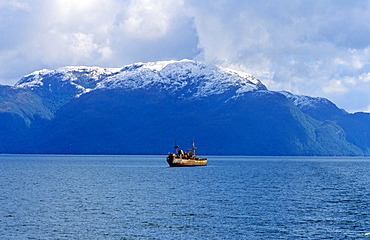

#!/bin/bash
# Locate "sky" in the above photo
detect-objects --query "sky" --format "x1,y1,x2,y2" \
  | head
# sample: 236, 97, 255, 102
1, 0, 370, 112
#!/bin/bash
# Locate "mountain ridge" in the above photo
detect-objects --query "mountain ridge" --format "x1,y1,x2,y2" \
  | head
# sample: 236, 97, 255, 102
1, 59, 369, 155
15, 59, 266, 100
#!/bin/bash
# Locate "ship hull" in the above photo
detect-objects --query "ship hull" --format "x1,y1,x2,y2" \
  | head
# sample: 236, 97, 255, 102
167, 156, 208, 167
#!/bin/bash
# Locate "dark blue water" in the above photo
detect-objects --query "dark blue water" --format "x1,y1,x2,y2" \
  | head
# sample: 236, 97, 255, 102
1, 155, 370, 239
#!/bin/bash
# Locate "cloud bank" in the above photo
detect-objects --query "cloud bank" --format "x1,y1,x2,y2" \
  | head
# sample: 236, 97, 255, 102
1, 0, 370, 112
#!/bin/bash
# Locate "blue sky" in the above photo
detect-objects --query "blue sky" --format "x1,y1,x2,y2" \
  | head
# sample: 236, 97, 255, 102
1, 0, 370, 112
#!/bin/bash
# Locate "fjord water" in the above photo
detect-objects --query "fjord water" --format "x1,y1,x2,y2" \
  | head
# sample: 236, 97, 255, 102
1, 155, 370, 239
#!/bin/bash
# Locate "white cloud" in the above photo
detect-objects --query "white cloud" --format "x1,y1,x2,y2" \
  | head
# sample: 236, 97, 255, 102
359, 73, 370, 82
0, 0, 370, 112
183, 0, 370, 112
0, 0, 30, 10
323, 79, 350, 94
120, 0, 184, 39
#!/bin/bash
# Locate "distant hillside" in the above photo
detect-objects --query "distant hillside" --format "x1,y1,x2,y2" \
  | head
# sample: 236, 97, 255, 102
0, 60, 369, 155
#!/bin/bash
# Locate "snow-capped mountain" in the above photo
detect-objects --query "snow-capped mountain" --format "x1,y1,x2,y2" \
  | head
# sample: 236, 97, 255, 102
2, 59, 370, 156
15, 59, 267, 99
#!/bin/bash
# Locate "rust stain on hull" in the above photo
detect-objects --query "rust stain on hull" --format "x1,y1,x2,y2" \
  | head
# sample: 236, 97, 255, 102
166, 141, 208, 167
167, 155, 208, 167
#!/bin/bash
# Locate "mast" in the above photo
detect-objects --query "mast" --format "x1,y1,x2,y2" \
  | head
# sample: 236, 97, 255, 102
192, 140, 197, 156
174, 137, 179, 154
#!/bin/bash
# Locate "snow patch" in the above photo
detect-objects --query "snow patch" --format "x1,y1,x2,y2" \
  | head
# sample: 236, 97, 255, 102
280, 91, 329, 109
15, 69, 53, 88
140, 59, 193, 72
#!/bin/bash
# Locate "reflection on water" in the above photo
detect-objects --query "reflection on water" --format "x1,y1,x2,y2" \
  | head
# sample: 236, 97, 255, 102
1, 155, 370, 239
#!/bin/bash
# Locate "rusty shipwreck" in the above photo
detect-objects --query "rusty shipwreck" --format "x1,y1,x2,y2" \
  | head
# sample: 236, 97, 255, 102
167, 141, 208, 167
